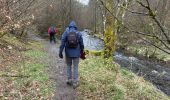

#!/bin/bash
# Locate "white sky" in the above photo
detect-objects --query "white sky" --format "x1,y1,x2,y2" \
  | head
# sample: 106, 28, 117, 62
77, 0, 89, 5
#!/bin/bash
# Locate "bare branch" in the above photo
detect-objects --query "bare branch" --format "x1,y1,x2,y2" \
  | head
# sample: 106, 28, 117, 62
141, 37, 170, 54
145, 0, 150, 7
120, 5, 149, 16
97, 0, 170, 54
130, 30, 170, 50
98, 0, 120, 22
137, 0, 170, 44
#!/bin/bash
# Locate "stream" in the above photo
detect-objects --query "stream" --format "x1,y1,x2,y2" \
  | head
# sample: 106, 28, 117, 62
81, 30, 170, 96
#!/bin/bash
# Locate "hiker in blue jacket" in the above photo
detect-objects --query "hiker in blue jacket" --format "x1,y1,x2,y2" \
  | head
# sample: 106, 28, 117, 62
59, 21, 84, 88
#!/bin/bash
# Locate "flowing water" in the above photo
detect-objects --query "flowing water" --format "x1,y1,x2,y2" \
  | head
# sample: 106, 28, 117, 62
81, 30, 170, 96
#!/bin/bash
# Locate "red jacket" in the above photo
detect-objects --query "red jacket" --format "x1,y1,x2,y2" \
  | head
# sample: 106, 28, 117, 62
48, 27, 58, 35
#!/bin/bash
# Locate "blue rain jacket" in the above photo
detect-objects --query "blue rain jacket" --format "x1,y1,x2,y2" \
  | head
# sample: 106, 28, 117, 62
59, 21, 84, 57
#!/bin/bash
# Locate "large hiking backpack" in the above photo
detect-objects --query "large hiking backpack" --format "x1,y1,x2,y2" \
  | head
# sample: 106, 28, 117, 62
49, 26, 56, 35
67, 31, 78, 48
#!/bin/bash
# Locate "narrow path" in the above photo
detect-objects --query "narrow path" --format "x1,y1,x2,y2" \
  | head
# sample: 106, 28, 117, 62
45, 41, 77, 100
28, 32, 77, 100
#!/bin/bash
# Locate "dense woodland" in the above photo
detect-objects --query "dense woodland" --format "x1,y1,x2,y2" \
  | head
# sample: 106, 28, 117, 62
0, 0, 170, 57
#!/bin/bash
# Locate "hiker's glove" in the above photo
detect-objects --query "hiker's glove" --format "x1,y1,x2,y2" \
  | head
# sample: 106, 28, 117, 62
59, 52, 63, 59
80, 51, 86, 60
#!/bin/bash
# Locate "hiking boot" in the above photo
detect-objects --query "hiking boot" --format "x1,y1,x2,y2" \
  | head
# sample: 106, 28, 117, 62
66, 79, 72, 86
73, 82, 79, 89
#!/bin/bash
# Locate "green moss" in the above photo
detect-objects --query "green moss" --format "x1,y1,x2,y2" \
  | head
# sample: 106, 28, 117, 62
103, 26, 116, 58
85, 49, 103, 56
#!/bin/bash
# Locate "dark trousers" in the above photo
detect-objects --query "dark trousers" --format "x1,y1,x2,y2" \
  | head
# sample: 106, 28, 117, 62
66, 57, 79, 82
50, 34, 56, 43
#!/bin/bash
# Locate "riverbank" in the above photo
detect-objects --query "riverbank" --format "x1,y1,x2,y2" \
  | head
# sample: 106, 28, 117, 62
81, 30, 170, 96
117, 45, 170, 66
77, 57, 170, 100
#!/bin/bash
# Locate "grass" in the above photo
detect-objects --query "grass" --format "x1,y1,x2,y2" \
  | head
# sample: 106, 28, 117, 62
13, 49, 53, 99
0, 34, 53, 99
77, 57, 170, 100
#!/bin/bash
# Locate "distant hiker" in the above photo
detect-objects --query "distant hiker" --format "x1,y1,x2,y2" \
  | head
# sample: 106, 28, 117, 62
59, 21, 84, 88
48, 26, 57, 43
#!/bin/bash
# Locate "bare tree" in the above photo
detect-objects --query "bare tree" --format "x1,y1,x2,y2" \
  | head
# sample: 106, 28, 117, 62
0, 0, 36, 38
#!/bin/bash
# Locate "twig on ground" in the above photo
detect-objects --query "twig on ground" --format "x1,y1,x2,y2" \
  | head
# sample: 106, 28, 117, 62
0, 74, 30, 78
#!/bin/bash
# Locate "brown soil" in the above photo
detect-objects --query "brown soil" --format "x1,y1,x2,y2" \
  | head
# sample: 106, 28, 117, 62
45, 42, 77, 100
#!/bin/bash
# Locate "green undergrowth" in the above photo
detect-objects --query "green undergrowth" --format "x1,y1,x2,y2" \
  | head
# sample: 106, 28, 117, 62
14, 49, 53, 99
85, 49, 103, 56
15, 44, 53, 99
0, 34, 53, 99
0, 34, 23, 47
78, 57, 170, 100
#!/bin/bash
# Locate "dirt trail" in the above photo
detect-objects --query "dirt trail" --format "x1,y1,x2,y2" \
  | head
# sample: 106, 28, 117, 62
28, 32, 77, 100
45, 41, 77, 100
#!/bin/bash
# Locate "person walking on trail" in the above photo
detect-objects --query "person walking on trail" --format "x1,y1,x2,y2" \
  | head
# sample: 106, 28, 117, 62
48, 26, 57, 43
59, 21, 84, 88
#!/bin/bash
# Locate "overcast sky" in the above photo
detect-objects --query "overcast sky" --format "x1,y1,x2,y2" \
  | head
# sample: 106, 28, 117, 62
77, 0, 89, 5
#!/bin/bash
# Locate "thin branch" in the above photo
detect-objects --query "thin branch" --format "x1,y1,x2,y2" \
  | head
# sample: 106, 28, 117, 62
120, 5, 149, 16
15, 0, 35, 20
0, 32, 7, 38
141, 38, 170, 54
98, 0, 120, 22
136, 0, 148, 8
145, 0, 150, 7
97, 0, 170, 54
137, 0, 170, 44
131, 30, 170, 50
0, 74, 30, 78
152, 17, 170, 44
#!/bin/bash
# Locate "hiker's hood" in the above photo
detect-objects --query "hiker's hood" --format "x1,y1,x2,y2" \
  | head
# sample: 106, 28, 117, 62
69, 21, 77, 30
